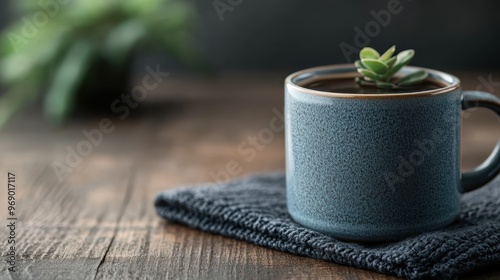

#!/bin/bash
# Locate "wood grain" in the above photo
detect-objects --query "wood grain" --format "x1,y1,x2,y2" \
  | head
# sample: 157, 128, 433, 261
0, 73, 499, 279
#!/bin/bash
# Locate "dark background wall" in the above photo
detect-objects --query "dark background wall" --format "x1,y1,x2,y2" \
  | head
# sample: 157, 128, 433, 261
193, 0, 500, 72
0, 2, 11, 32
2, 0, 500, 72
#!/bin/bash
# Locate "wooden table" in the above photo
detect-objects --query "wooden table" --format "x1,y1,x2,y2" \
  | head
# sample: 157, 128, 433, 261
1, 72, 499, 279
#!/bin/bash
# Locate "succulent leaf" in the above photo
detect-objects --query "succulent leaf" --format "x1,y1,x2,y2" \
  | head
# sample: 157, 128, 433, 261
380, 49, 415, 80
384, 56, 397, 68
356, 78, 376, 87
358, 68, 381, 80
360, 47, 380, 59
396, 70, 428, 86
360, 58, 389, 74
396, 49, 415, 65
379, 45, 395, 61
375, 81, 397, 89
354, 60, 365, 69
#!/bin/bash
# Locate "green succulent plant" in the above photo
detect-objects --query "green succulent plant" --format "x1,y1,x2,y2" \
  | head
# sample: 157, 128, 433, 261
0, 0, 202, 126
355, 46, 428, 90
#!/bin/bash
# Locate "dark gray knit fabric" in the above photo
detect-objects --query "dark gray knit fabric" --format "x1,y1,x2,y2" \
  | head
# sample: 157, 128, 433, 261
154, 173, 500, 280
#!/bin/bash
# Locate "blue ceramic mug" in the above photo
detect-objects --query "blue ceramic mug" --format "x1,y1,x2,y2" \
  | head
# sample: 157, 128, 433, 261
285, 65, 500, 241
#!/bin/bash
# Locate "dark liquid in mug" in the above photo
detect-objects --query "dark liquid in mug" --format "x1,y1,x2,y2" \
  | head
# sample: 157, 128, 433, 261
303, 78, 444, 94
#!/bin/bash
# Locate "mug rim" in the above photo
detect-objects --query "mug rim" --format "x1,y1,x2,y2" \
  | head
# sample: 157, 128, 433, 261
285, 64, 461, 99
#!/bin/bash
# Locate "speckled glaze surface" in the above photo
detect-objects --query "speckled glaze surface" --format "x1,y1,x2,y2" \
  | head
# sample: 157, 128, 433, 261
285, 65, 500, 241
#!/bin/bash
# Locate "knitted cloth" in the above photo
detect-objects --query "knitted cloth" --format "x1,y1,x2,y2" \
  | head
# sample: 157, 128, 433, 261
154, 173, 500, 279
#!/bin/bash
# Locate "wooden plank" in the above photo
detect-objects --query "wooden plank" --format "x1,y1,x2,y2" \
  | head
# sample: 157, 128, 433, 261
0, 159, 136, 279
0, 121, 148, 279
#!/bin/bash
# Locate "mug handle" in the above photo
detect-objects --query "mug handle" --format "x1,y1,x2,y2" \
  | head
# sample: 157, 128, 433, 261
461, 90, 500, 193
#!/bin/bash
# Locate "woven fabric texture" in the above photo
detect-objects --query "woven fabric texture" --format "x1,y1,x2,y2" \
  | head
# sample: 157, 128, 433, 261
154, 174, 500, 279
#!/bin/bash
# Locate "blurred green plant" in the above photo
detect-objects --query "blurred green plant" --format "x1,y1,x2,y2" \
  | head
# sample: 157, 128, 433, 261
0, 0, 201, 126
355, 45, 428, 90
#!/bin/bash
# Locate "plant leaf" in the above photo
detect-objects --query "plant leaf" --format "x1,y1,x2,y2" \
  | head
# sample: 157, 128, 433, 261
358, 68, 381, 80
396, 49, 415, 65
44, 40, 96, 124
385, 56, 397, 68
379, 45, 395, 61
0, 32, 68, 84
361, 58, 389, 74
376, 81, 397, 89
356, 78, 376, 87
103, 19, 146, 68
360, 47, 380, 59
381, 49, 415, 80
354, 60, 364, 69
397, 70, 428, 86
